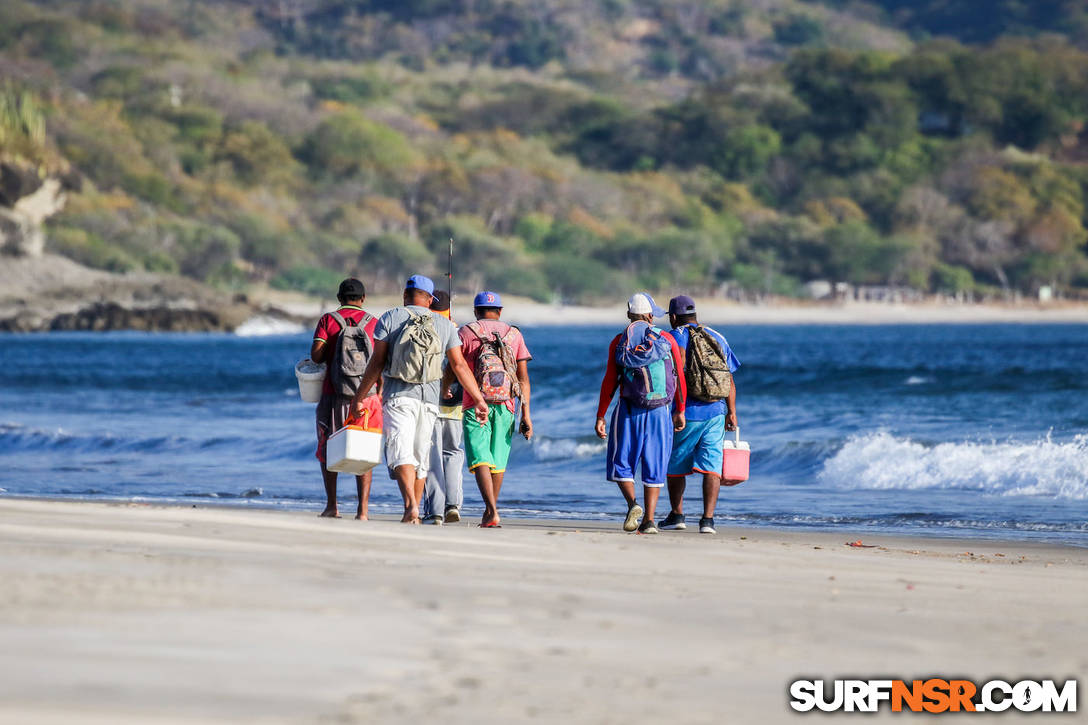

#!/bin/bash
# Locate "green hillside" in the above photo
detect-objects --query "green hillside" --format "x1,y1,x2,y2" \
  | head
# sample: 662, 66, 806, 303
811, 1, 1088, 46
1, 0, 1086, 302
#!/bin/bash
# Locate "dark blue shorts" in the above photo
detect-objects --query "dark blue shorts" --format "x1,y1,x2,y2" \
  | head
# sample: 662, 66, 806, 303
605, 399, 673, 487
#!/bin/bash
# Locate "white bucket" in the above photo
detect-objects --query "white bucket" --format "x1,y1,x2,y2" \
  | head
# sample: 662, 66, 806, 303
326, 425, 383, 474
295, 358, 326, 403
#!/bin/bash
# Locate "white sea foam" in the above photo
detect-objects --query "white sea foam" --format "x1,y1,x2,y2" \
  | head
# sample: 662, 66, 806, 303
532, 438, 606, 461
904, 375, 932, 385
234, 316, 305, 336
819, 432, 1088, 499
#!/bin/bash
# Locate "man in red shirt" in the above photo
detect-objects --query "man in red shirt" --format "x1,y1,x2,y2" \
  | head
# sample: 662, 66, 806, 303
310, 278, 380, 519
595, 293, 686, 534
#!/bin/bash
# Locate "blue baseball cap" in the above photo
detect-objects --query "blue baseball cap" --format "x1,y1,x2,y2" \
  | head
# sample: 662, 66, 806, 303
668, 294, 696, 315
405, 274, 440, 304
473, 290, 503, 308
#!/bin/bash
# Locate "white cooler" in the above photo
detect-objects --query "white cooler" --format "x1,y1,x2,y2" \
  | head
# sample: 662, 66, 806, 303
326, 424, 382, 474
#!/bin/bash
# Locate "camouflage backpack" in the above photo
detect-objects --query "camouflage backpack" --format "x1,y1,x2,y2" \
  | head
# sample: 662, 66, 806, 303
685, 325, 733, 403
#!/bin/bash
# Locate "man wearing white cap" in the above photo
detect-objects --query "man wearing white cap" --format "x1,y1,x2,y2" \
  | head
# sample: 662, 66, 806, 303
594, 293, 687, 534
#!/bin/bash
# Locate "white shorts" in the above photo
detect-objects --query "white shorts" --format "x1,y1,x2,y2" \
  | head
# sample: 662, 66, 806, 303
383, 396, 439, 478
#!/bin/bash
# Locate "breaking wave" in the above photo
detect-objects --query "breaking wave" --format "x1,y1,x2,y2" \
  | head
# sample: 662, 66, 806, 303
819, 432, 1088, 500
234, 316, 305, 337
530, 437, 606, 461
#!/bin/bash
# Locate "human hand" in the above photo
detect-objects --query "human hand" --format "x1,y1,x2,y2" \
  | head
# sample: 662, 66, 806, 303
520, 416, 533, 441
672, 411, 686, 432
350, 396, 366, 419
473, 400, 488, 424
726, 411, 738, 431
594, 417, 607, 439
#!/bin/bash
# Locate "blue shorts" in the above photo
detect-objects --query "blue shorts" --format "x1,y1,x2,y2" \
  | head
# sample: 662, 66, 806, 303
606, 400, 673, 487
667, 415, 725, 476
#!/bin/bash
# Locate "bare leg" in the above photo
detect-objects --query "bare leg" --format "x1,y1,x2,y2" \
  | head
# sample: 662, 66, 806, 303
355, 471, 371, 520
492, 472, 505, 502
319, 463, 340, 518
615, 480, 637, 508
413, 477, 425, 514
642, 486, 660, 527
666, 474, 686, 515
616, 480, 642, 531
474, 466, 500, 525
702, 472, 722, 520
393, 464, 421, 524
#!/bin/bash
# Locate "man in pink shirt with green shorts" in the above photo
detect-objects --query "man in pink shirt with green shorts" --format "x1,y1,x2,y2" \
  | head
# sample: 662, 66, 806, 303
446, 291, 533, 527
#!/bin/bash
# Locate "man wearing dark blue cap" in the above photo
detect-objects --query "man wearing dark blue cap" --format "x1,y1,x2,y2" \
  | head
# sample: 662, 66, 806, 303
445, 291, 533, 527
350, 275, 489, 524
661, 294, 741, 535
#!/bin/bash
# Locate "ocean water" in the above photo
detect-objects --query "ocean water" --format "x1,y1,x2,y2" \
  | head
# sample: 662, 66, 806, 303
1, 324, 1087, 545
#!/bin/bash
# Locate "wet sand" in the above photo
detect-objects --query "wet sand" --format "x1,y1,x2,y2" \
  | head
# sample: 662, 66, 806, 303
0, 498, 1085, 723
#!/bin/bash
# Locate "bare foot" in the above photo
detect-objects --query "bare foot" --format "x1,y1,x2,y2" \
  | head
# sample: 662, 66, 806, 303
480, 515, 502, 528
319, 506, 341, 518
400, 509, 420, 524
355, 511, 368, 521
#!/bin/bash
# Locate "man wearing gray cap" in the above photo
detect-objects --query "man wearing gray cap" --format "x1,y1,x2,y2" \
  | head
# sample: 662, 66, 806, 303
660, 294, 741, 535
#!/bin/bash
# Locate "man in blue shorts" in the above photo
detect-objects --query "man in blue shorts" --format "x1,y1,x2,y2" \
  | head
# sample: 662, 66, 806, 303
659, 295, 740, 534
595, 293, 687, 534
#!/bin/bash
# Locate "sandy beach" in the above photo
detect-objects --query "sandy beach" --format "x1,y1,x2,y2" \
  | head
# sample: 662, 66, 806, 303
0, 499, 1084, 723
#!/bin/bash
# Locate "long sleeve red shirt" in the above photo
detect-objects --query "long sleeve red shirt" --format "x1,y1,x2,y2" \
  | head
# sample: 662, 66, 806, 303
596, 329, 687, 419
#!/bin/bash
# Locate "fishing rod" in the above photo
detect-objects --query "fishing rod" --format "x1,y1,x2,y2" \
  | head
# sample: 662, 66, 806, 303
448, 236, 454, 302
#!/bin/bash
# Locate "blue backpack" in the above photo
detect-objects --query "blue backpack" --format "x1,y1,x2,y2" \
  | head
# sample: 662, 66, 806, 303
616, 321, 677, 409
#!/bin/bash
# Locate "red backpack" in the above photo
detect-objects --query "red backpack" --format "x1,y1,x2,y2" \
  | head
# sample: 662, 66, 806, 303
466, 322, 522, 404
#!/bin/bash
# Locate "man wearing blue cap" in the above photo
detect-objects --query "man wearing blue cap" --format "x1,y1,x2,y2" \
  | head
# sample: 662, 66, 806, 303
660, 294, 741, 535
595, 293, 687, 534
351, 275, 489, 524
445, 291, 533, 527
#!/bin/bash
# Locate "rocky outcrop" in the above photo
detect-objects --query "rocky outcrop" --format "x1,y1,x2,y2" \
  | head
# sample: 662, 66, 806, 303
0, 254, 267, 333
46, 303, 224, 332
0, 161, 72, 257
0, 161, 304, 334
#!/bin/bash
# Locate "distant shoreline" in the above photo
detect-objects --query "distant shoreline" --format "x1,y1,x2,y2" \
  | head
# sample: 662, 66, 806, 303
4, 253, 1087, 332
275, 292, 1088, 328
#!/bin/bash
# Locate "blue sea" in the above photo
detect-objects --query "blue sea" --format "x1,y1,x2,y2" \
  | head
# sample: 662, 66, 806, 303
1, 324, 1086, 545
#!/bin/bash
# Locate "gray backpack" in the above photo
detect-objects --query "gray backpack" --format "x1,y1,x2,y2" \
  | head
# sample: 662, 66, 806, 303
387, 310, 444, 384
328, 310, 374, 396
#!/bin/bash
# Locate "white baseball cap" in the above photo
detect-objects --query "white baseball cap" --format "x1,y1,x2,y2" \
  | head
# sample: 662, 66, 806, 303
627, 292, 666, 317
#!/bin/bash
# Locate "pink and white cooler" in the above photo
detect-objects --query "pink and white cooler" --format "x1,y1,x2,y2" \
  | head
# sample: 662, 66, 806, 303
721, 428, 750, 485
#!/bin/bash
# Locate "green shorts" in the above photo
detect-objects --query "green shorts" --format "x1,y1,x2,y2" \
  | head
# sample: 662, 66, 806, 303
463, 403, 515, 474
